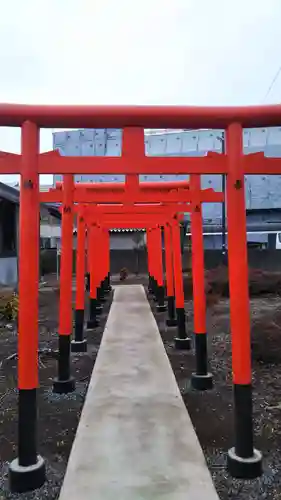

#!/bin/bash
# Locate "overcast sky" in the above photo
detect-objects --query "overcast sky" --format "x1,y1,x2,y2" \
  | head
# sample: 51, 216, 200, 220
0, 0, 281, 183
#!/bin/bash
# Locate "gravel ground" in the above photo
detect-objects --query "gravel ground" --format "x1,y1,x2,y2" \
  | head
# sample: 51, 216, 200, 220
1, 272, 281, 499
0, 277, 112, 500
148, 293, 281, 500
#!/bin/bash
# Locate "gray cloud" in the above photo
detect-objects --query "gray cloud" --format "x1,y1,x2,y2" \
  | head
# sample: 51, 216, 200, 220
0, 0, 281, 184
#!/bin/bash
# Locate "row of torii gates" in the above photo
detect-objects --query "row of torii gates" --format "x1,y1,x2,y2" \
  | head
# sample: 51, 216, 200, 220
1, 104, 281, 492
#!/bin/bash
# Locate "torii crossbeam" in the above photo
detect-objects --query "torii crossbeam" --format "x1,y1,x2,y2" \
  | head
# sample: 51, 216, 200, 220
2, 103, 279, 491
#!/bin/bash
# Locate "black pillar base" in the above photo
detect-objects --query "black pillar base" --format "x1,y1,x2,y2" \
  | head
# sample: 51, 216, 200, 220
9, 455, 46, 493
156, 285, 166, 312
100, 279, 107, 295
53, 376, 75, 394
166, 296, 176, 326
156, 304, 167, 312
87, 298, 100, 327
227, 447, 262, 479
97, 286, 106, 303
12, 388, 44, 492
175, 308, 189, 345
191, 372, 213, 391
74, 309, 84, 343
152, 279, 159, 301
174, 337, 191, 350
86, 319, 99, 329
53, 336, 75, 394
102, 277, 110, 295
148, 275, 153, 294
95, 305, 103, 315
233, 383, 256, 458
193, 332, 212, 389
71, 339, 87, 353
107, 272, 112, 292
227, 382, 262, 476
150, 277, 157, 296
166, 318, 178, 327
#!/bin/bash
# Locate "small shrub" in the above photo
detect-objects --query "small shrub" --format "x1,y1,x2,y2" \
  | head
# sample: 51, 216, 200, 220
0, 292, 19, 321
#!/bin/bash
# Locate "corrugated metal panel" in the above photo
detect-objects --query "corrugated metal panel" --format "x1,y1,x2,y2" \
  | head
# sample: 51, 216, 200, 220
149, 135, 167, 155
181, 131, 199, 152
105, 136, 121, 156
81, 129, 95, 142
166, 133, 182, 154
197, 131, 215, 151
94, 130, 106, 156
248, 128, 267, 148
53, 131, 67, 146
81, 141, 95, 156
243, 129, 250, 148
266, 127, 281, 145
53, 126, 281, 220
64, 135, 81, 156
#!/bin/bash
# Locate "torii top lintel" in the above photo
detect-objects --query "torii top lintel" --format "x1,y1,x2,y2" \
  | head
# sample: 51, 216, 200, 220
1, 103, 281, 128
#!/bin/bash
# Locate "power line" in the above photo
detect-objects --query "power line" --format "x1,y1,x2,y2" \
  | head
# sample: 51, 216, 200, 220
262, 64, 281, 103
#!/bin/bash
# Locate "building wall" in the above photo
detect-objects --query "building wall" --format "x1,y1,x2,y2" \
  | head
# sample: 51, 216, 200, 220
0, 257, 17, 286
110, 232, 146, 250
40, 205, 61, 248
0, 199, 18, 286
109, 249, 281, 274
53, 126, 281, 226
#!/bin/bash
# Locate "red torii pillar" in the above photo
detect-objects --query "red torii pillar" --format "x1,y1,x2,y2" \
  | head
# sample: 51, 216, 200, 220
164, 223, 177, 327
53, 174, 75, 394
151, 225, 166, 312
147, 226, 161, 301
71, 213, 87, 352
9, 122, 46, 492
97, 228, 109, 302
85, 226, 90, 292
147, 228, 156, 295
171, 219, 190, 349
84, 221, 111, 299
87, 224, 102, 329
103, 229, 111, 293
189, 175, 213, 390
226, 123, 262, 478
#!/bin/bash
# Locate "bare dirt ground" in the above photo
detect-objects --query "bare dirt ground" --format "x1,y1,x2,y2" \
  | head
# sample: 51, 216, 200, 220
149, 292, 281, 500
0, 276, 112, 500
1, 271, 281, 499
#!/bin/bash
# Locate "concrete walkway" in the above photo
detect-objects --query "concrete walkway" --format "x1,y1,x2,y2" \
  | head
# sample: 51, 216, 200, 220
59, 285, 219, 500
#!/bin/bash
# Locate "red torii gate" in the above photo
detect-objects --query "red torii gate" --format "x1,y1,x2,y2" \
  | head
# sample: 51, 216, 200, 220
41, 175, 223, 392
54, 197, 193, 387
54, 178, 191, 191
40, 183, 221, 204
2, 104, 280, 491
84, 215, 178, 325
48, 176, 220, 363
73, 208, 183, 326
73, 211, 186, 329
